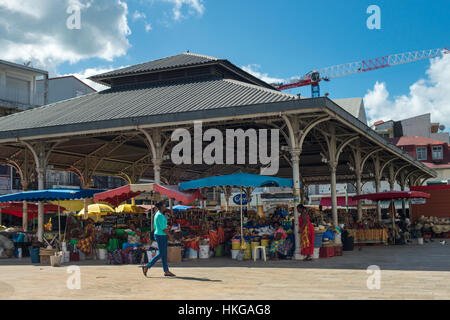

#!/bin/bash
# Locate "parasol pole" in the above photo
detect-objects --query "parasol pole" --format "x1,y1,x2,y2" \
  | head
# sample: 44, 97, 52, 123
240, 187, 244, 248
58, 200, 61, 245
391, 200, 396, 244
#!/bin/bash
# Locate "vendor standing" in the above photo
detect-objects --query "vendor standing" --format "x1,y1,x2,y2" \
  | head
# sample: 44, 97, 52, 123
140, 202, 176, 277
77, 218, 95, 257
298, 204, 315, 261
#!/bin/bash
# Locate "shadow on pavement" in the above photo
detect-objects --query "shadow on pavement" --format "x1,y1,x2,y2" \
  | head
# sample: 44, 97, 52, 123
169, 276, 222, 282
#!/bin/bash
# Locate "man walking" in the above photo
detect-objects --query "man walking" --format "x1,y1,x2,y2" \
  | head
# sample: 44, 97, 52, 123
140, 202, 176, 277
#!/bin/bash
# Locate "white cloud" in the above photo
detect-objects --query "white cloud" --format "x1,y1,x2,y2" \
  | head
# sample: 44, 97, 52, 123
162, 0, 205, 20
364, 54, 450, 128
241, 64, 285, 84
133, 10, 146, 20
0, 0, 131, 71
145, 22, 152, 32
61, 66, 128, 92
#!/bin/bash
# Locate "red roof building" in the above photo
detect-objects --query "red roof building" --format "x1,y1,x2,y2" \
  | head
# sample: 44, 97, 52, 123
390, 136, 450, 182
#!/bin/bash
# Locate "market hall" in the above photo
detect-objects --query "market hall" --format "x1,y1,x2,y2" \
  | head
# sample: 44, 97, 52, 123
0, 53, 436, 263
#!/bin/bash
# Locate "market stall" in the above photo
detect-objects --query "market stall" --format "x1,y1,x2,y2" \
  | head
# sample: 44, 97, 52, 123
0, 189, 103, 262
352, 191, 431, 245
179, 172, 295, 260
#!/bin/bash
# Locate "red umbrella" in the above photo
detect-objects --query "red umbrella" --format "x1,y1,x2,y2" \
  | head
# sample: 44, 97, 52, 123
0, 202, 65, 213
153, 184, 205, 205
93, 184, 155, 207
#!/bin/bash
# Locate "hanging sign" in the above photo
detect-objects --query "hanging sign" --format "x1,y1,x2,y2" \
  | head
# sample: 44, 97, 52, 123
411, 198, 426, 205
233, 193, 249, 205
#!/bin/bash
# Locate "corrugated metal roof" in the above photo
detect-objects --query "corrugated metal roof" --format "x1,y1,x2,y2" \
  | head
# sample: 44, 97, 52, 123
90, 52, 220, 80
0, 59, 48, 75
333, 97, 367, 124
0, 76, 297, 133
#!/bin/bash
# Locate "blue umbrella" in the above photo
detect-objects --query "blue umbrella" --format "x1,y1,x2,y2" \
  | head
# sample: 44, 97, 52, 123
0, 189, 104, 202
0, 189, 104, 242
172, 205, 196, 211
179, 172, 293, 190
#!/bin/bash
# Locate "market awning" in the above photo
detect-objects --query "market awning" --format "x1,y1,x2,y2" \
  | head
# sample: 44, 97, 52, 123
0, 189, 104, 203
172, 205, 197, 211
0, 202, 66, 213
93, 184, 155, 207
352, 191, 430, 201
319, 196, 357, 207
1, 210, 37, 221
179, 172, 293, 190
153, 184, 204, 205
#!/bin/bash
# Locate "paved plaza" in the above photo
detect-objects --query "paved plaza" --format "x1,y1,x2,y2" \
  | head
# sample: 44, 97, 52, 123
0, 241, 449, 300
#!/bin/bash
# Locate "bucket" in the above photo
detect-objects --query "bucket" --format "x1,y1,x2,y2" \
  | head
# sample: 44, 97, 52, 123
261, 239, 270, 247
29, 248, 40, 263
199, 245, 210, 259
243, 243, 252, 260
335, 233, 342, 245
214, 245, 224, 257
188, 248, 198, 259
62, 251, 70, 263
50, 254, 62, 267
231, 239, 240, 250
98, 249, 107, 260
313, 248, 320, 259
418, 237, 424, 245
231, 249, 240, 259
70, 252, 80, 262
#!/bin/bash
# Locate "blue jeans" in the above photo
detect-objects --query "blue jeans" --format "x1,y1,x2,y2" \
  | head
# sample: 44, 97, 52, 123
146, 234, 168, 272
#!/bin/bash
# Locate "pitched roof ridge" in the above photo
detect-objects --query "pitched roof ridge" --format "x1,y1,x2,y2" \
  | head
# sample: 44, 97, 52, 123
395, 136, 447, 145
182, 51, 220, 61
223, 78, 298, 99
90, 52, 218, 79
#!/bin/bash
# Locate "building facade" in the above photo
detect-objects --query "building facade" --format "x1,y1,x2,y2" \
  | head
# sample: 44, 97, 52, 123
373, 113, 449, 143
36, 75, 96, 104
0, 60, 48, 195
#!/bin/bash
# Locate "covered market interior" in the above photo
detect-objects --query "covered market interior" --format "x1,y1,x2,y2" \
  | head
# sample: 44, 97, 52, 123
0, 52, 436, 262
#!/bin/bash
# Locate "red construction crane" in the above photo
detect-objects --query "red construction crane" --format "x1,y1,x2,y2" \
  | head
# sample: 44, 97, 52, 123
274, 47, 449, 97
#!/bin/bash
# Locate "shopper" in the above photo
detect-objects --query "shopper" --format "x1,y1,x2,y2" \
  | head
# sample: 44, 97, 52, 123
140, 202, 176, 277
298, 204, 315, 261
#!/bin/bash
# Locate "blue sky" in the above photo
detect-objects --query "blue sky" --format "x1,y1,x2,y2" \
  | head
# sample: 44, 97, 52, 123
1, 0, 449, 126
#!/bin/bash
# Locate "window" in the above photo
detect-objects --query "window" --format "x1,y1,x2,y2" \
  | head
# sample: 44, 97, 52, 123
416, 147, 427, 161
432, 146, 443, 160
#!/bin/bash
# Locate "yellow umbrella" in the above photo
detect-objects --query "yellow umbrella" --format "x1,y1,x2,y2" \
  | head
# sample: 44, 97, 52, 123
115, 204, 146, 214
50, 200, 85, 213
76, 203, 115, 216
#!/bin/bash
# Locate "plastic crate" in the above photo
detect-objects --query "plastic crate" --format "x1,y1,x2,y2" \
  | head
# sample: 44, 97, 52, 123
334, 246, 343, 256
314, 232, 324, 248
319, 247, 335, 258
